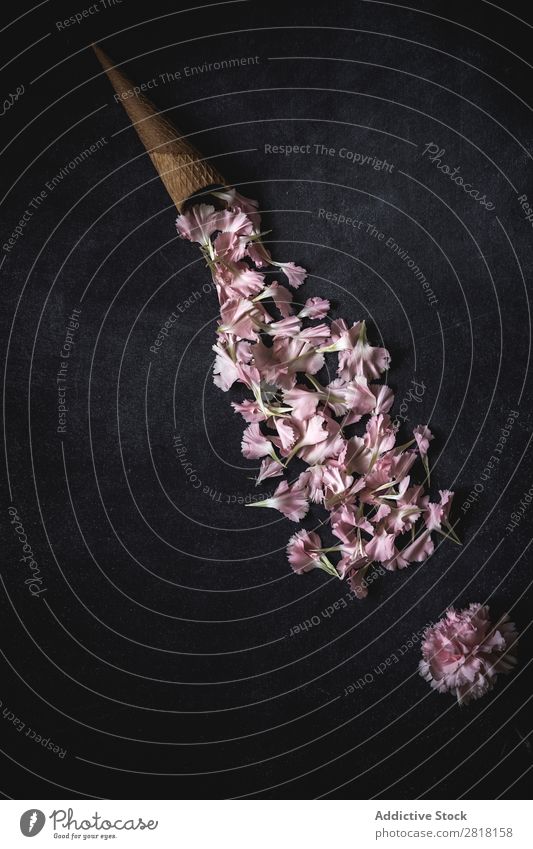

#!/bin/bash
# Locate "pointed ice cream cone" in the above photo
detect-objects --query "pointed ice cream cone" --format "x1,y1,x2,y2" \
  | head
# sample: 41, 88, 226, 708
93, 44, 225, 211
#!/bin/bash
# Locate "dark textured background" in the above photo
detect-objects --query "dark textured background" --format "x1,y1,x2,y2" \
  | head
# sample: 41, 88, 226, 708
1, 0, 532, 799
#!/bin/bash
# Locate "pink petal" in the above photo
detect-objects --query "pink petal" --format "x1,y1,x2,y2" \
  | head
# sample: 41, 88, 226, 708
232, 400, 266, 422
275, 418, 296, 451
419, 604, 518, 704
219, 297, 259, 340
413, 424, 434, 457
370, 383, 395, 414
267, 316, 302, 338
424, 489, 454, 531
286, 529, 322, 573
270, 479, 309, 521
213, 231, 248, 262
212, 209, 254, 236
268, 282, 294, 317
176, 204, 218, 243
247, 241, 272, 267
212, 341, 239, 391
282, 386, 320, 421
399, 529, 434, 563
365, 530, 397, 563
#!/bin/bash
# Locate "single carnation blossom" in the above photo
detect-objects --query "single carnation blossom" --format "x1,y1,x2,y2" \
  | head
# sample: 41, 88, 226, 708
212, 208, 254, 236
264, 315, 302, 338
282, 385, 320, 420
419, 604, 518, 705
413, 424, 434, 457
212, 187, 261, 228
256, 282, 293, 317
246, 478, 309, 522
361, 528, 392, 562
176, 204, 218, 243
231, 399, 265, 422
255, 457, 284, 485
298, 297, 330, 319
286, 529, 322, 573
176, 187, 455, 598
276, 261, 307, 288
241, 423, 277, 460
216, 264, 265, 300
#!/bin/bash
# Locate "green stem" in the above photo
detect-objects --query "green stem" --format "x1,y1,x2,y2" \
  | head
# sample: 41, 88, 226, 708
443, 520, 462, 545
305, 374, 323, 392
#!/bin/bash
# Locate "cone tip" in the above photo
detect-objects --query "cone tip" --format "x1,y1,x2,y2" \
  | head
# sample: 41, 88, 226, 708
91, 42, 226, 211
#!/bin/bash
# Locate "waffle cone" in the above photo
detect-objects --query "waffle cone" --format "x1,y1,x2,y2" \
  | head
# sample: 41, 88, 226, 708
93, 44, 225, 211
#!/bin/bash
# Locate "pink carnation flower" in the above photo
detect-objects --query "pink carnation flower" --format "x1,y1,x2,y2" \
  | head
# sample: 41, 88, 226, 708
212, 209, 254, 236
246, 478, 309, 522
256, 457, 284, 485
370, 383, 395, 415
265, 315, 302, 338
282, 385, 320, 420
365, 528, 396, 563
212, 348, 238, 392
364, 413, 397, 456
177, 187, 456, 598
219, 297, 261, 340
413, 424, 434, 457
286, 529, 322, 573
232, 266, 265, 295
298, 297, 330, 319
323, 319, 390, 380
213, 231, 248, 262
247, 241, 272, 267
212, 187, 261, 229
419, 604, 518, 705
231, 399, 265, 423
424, 489, 454, 531
241, 423, 275, 460
176, 204, 218, 243
258, 282, 293, 317
277, 261, 307, 288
